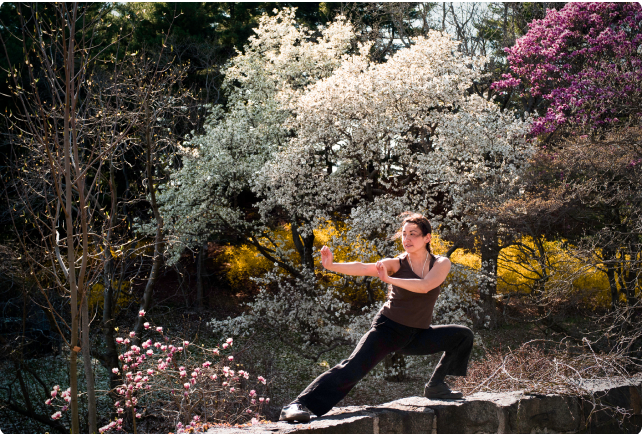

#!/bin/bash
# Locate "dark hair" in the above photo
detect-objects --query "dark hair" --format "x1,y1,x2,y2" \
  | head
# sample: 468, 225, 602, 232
392, 211, 432, 254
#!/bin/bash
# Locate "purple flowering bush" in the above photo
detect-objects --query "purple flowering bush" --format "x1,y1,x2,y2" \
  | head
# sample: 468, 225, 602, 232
493, 2, 642, 136
45, 311, 269, 433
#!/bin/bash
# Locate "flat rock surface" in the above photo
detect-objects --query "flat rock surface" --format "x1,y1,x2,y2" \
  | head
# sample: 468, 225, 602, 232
207, 375, 642, 434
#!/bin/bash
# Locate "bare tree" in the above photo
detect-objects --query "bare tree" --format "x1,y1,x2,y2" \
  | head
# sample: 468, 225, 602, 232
1, 3, 190, 432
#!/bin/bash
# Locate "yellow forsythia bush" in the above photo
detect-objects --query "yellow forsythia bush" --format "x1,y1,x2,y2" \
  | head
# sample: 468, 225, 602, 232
221, 222, 614, 309
496, 237, 612, 308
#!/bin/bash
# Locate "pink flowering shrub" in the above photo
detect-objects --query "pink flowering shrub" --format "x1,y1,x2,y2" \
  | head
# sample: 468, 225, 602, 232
493, 3, 642, 136
44, 385, 72, 422
44, 317, 269, 434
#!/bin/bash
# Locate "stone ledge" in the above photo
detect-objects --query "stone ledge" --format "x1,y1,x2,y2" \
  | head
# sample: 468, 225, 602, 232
207, 375, 642, 434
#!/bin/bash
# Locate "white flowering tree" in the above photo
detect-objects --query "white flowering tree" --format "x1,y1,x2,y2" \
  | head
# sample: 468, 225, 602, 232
162, 10, 533, 360
254, 30, 534, 325
158, 9, 355, 271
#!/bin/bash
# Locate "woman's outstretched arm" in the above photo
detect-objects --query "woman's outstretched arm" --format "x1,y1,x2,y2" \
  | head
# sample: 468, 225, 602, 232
375, 256, 451, 293
321, 245, 399, 277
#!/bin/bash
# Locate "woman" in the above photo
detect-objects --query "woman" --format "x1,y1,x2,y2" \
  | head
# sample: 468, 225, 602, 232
279, 212, 474, 423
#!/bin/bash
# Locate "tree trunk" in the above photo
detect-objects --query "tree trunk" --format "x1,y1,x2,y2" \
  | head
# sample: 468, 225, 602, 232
291, 220, 315, 271
302, 233, 315, 271
133, 98, 165, 340
196, 241, 207, 311
479, 230, 500, 328
102, 159, 121, 389
603, 247, 620, 310
62, 5, 80, 430
81, 294, 97, 433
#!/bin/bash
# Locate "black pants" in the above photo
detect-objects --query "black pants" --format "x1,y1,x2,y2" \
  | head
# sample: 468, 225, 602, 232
295, 313, 474, 417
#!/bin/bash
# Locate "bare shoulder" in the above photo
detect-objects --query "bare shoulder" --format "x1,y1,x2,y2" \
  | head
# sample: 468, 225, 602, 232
433, 255, 451, 265
433, 255, 452, 271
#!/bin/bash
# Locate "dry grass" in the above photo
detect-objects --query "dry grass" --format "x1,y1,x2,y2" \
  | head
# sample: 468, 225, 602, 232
450, 339, 635, 396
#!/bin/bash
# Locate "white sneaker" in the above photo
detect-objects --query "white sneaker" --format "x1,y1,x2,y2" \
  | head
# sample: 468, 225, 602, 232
279, 403, 312, 423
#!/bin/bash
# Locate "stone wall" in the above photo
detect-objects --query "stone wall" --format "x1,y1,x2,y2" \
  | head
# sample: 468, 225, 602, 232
208, 375, 642, 434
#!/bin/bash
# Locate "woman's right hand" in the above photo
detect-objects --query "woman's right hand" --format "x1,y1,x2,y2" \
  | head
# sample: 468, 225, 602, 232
320, 245, 334, 270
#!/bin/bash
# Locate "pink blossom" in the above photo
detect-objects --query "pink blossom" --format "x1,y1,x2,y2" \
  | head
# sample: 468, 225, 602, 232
251, 418, 259, 425
228, 355, 234, 361
226, 338, 233, 345
123, 338, 130, 345
112, 368, 119, 374
129, 331, 136, 338
147, 369, 154, 375
117, 408, 124, 414
259, 397, 264, 403
493, 3, 642, 135
45, 398, 52, 406
183, 341, 189, 346
50, 390, 57, 398
202, 361, 211, 368
222, 343, 228, 349
139, 310, 145, 317
51, 411, 62, 420
116, 337, 124, 344
251, 398, 256, 405
210, 374, 217, 380
146, 349, 153, 356
230, 387, 235, 393
257, 376, 266, 384
154, 342, 161, 348
136, 413, 142, 419
184, 382, 190, 390
156, 327, 163, 333
249, 390, 256, 397
213, 348, 220, 355
180, 370, 187, 377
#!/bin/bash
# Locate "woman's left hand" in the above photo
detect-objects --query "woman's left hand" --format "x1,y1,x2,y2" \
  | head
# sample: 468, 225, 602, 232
375, 261, 389, 283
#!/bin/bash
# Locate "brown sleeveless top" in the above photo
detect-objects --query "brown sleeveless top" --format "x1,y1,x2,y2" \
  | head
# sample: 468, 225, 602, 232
379, 253, 441, 329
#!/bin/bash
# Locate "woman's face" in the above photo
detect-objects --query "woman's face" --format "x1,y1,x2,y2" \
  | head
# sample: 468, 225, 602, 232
401, 222, 431, 253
